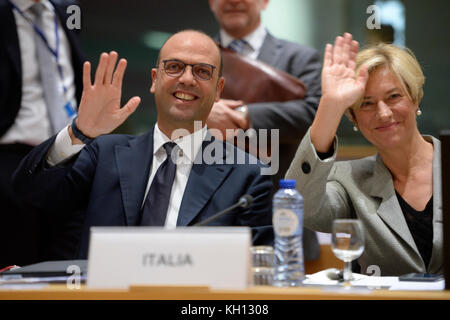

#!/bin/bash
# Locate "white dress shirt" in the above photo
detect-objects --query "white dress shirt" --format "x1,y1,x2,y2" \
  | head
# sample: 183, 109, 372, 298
219, 23, 267, 59
47, 124, 208, 228
0, 0, 76, 146
148, 125, 207, 228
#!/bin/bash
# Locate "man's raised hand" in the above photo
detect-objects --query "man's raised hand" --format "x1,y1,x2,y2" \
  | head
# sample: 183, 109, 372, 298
74, 51, 141, 139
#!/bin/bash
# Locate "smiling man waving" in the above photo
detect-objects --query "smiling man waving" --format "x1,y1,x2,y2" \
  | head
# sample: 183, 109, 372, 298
12, 30, 273, 260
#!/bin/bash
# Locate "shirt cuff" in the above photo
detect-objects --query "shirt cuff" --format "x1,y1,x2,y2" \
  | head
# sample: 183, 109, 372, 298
46, 125, 85, 166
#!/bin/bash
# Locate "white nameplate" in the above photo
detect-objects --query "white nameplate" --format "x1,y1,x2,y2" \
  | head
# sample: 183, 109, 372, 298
86, 227, 251, 289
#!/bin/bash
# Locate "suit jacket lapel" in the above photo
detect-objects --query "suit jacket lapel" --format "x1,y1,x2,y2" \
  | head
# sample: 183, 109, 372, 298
257, 33, 280, 66
115, 130, 154, 226
369, 154, 420, 256
1, 0, 21, 76
177, 133, 232, 226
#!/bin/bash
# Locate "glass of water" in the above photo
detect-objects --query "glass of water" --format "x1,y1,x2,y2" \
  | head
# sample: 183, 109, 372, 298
250, 246, 274, 286
331, 219, 365, 287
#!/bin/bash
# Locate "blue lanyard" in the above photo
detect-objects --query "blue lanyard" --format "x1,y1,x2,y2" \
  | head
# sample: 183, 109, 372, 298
9, 1, 67, 94
9, 1, 75, 116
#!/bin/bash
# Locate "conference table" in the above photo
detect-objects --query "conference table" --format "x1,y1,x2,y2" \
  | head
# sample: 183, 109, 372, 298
1, 283, 450, 300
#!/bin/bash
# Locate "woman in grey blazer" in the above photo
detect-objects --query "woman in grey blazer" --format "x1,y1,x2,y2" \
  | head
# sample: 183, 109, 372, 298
286, 33, 442, 276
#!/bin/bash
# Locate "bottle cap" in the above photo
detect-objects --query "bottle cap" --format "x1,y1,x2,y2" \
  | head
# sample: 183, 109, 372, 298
279, 179, 296, 189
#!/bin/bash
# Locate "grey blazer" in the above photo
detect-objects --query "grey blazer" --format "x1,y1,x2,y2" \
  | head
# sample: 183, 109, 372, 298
285, 128, 443, 276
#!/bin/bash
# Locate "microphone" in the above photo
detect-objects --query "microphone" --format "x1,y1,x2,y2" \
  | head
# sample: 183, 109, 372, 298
193, 194, 254, 227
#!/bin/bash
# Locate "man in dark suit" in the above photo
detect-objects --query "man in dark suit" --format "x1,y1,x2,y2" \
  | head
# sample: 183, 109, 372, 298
0, 0, 84, 267
12, 30, 273, 259
208, 0, 321, 261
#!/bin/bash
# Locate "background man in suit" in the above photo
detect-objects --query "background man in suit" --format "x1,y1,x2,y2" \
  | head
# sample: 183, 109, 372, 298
0, 0, 84, 267
12, 30, 273, 259
208, 0, 321, 261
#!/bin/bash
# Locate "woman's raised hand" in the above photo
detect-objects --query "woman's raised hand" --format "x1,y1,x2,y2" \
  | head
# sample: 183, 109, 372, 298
310, 33, 369, 153
321, 33, 369, 113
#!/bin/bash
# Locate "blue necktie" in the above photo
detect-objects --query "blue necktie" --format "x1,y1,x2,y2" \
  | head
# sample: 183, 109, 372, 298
228, 39, 249, 53
140, 142, 177, 226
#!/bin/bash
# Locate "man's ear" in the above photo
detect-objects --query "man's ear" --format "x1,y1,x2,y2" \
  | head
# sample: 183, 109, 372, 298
150, 68, 157, 94
215, 77, 225, 102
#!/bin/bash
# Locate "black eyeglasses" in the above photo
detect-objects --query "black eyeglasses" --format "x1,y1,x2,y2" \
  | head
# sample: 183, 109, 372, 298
162, 59, 216, 81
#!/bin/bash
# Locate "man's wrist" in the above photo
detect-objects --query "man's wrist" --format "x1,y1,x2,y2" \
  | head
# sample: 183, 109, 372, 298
47, 125, 86, 166
236, 104, 251, 129
68, 125, 84, 145
71, 117, 94, 144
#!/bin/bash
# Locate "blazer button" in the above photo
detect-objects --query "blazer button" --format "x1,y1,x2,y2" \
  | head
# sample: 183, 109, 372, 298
301, 162, 311, 174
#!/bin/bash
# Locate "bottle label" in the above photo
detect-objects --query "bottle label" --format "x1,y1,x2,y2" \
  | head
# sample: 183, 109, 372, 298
273, 209, 299, 237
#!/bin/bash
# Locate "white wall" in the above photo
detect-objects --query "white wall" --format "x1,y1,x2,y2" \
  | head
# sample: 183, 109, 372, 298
261, 0, 314, 46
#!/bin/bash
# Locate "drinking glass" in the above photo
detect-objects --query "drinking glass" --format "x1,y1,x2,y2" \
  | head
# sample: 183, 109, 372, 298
250, 246, 274, 286
331, 219, 365, 287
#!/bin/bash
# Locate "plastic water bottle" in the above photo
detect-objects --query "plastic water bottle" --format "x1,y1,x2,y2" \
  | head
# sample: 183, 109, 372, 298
272, 179, 305, 287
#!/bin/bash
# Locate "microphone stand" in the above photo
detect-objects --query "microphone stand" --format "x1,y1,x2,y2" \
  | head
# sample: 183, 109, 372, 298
193, 196, 252, 227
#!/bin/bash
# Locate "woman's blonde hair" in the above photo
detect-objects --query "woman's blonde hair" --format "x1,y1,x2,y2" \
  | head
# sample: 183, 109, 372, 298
347, 43, 425, 121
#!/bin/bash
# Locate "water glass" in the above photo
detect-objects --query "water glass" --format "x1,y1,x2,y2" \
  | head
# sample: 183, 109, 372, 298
250, 246, 274, 286
331, 219, 365, 287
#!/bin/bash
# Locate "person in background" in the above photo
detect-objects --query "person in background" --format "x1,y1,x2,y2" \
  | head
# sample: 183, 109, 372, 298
286, 33, 443, 276
0, 0, 84, 267
12, 30, 274, 259
208, 0, 321, 261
